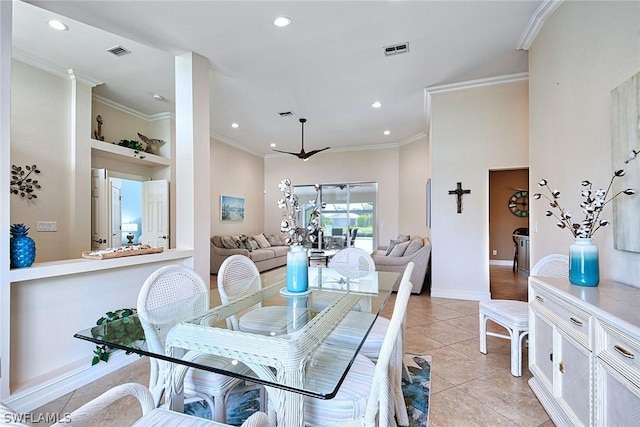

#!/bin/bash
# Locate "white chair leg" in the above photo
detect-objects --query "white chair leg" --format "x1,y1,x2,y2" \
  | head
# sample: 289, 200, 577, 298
509, 327, 520, 377
479, 311, 488, 354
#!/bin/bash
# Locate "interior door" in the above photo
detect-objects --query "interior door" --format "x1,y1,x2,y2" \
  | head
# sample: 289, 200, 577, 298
91, 168, 109, 250
110, 181, 122, 247
140, 180, 169, 249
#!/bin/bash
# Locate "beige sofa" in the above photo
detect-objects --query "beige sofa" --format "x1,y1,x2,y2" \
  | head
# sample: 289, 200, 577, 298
210, 233, 289, 274
371, 235, 431, 294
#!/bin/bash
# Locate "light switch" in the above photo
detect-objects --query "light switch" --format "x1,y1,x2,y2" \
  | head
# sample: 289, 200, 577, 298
37, 221, 57, 232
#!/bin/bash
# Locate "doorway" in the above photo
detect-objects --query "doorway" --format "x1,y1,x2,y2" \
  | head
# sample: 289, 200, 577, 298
488, 168, 529, 281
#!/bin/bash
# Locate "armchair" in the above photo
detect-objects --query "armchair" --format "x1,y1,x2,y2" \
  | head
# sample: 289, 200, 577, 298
371, 235, 431, 294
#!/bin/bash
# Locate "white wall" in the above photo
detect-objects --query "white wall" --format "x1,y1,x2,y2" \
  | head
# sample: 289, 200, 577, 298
429, 78, 529, 300
399, 135, 430, 237
529, 1, 640, 287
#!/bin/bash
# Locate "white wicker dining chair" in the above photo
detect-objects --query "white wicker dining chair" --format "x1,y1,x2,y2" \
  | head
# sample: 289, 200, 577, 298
1, 383, 270, 427
324, 261, 415, 426
217, 255, 289, 335
531, 253, 569, 277
329, 247, 376, 278
137, 265, 249, 422
303, 276, 414, 426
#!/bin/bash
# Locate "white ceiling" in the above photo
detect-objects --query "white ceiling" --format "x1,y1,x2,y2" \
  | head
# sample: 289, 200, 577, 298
14, 0, 542, 158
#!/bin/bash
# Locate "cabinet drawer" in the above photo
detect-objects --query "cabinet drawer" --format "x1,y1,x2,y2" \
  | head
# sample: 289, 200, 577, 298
596, 321, 640, 388
531, 285, 591, 349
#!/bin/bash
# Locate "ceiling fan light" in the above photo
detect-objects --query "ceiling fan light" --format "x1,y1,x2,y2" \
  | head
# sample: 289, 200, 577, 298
384, 130, 391, 135
231, 123, 239, 128
372, 101, 382, 109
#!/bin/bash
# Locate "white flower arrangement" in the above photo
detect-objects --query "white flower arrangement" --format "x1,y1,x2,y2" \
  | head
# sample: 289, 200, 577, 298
277, 179, 324, 246
533, 149, 638, 238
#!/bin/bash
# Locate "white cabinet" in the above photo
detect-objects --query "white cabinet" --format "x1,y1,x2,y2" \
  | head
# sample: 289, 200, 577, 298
528, 277, 640, 426
516, 235, 530, 277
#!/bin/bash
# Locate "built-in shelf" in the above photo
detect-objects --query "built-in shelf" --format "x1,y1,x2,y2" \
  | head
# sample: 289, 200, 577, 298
91, 139, 171, 167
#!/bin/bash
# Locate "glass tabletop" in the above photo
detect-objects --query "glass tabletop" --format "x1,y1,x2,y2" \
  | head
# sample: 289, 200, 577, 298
74, 267, 398, 399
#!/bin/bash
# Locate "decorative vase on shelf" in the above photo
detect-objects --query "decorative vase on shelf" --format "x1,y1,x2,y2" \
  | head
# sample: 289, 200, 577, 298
286, 245, 309, 293
10, 223, 36, 268
569, 237, 599, 287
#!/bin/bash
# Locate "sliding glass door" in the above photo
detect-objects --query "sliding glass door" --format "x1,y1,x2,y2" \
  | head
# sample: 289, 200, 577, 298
294, 182, 377, 253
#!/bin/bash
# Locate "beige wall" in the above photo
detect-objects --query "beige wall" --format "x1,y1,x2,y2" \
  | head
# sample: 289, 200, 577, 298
264, 146, 406, 249
430, 79, 529, 300
489, 169, 529, 263
210, 138, 265, 237
399, 135, 430, 237
10, 60, 73, 261
529, 1, 640, 287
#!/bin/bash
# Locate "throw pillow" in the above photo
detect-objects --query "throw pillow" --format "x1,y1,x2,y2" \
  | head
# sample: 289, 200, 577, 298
396, 234, 410, 243
403, 239, 424, 257
211, 235, 224, 248
253, 233, 271, 248
266, 234, 283, 246
221, 236, 237, 249
250, 240, 259, 251
385, 239, 400, 256
388, 240, 410, 257
240, 236, 253, 252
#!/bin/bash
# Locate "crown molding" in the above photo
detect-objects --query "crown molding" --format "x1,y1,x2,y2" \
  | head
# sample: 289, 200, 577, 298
92, 94, 172, 123
424, 72, 529, 139
516, 0, 564, 50
210, 131, 264, 158
13, 48, 103, 87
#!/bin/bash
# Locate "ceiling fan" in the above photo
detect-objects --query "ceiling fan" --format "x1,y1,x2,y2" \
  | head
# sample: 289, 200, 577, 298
273, 118, 330, 160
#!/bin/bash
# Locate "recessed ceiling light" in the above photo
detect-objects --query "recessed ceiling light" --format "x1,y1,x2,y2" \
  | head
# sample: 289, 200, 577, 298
273, 16, 292, 27
372, 101, 382, 109
48, 20, 68, 31
384, 130, 391, 135
270, 143, 276, 147
231, 123, 239, 128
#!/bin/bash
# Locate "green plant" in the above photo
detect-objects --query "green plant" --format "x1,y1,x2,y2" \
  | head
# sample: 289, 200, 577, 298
90, 308, 145, 365
118, 139, 144, 151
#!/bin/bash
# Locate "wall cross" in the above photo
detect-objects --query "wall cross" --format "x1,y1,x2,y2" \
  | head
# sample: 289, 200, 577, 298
448, 182, 471, 214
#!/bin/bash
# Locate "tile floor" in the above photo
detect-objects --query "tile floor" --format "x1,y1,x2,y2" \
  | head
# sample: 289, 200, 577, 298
31, 265, 554, 426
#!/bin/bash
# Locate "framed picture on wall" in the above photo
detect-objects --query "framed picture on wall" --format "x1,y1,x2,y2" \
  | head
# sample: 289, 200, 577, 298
220, 195, 245, 221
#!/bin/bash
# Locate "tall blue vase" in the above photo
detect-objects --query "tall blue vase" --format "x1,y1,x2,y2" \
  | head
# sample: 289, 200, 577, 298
569, 238, 599, 287
286, 245, 309, 293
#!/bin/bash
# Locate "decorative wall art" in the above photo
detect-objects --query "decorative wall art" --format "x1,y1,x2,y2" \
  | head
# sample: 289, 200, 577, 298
611, 70, 640, 253
220, 195, 245, 221
10, 164, 41, 199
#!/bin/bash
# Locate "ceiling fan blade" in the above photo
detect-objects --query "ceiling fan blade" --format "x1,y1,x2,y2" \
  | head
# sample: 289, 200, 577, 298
302, 147, 331, 159
272, 149, 300, 156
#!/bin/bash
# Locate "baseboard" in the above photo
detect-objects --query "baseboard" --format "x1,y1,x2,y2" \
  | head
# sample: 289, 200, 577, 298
490, 260, 512, 266
430, 288, 490, 301
4, 351, 141, 413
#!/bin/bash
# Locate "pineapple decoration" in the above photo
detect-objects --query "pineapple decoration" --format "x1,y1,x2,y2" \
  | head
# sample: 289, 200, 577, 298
10, 224, 36, 268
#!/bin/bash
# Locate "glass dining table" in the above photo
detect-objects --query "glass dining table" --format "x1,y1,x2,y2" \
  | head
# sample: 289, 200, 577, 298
74, 267, 399, 427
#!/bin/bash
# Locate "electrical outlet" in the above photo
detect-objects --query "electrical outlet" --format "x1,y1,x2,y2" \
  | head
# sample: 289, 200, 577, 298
492, 249, 498, 256
37, 221, 57, 232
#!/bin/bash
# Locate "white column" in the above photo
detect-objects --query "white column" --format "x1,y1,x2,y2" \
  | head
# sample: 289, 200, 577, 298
175, 52, 211, 280
0, 0, 12, 400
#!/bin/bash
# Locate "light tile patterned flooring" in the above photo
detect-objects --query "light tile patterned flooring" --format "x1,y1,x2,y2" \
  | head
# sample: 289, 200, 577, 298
32, 265, 554, 426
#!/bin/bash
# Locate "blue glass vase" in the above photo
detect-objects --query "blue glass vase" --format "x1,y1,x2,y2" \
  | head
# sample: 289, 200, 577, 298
569, 238, 599, 287
286, 245, 308, 293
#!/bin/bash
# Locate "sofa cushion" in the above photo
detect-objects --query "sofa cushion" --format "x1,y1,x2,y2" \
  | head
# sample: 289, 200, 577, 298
385, 239, 400, 256
404, 239, 424, 257
388, 240, 410, 257
239, 236, 253, 251
249, 249, 274, 263
270, 245, 291, 257
396, 234, 410, 243
250, 240, 259, 251
254, 233, 271, 248
221, 236, 238, 249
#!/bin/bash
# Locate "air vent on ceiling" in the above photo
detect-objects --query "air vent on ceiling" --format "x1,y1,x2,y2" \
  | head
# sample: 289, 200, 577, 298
106, 45, 132, 57
278, 111, 296, 117
384, 42, 409, 57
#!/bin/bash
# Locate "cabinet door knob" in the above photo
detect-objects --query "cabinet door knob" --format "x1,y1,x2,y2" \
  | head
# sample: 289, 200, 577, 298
559, 361, 565, 374
535, 295, 545, 303
614, 344, 635, 359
